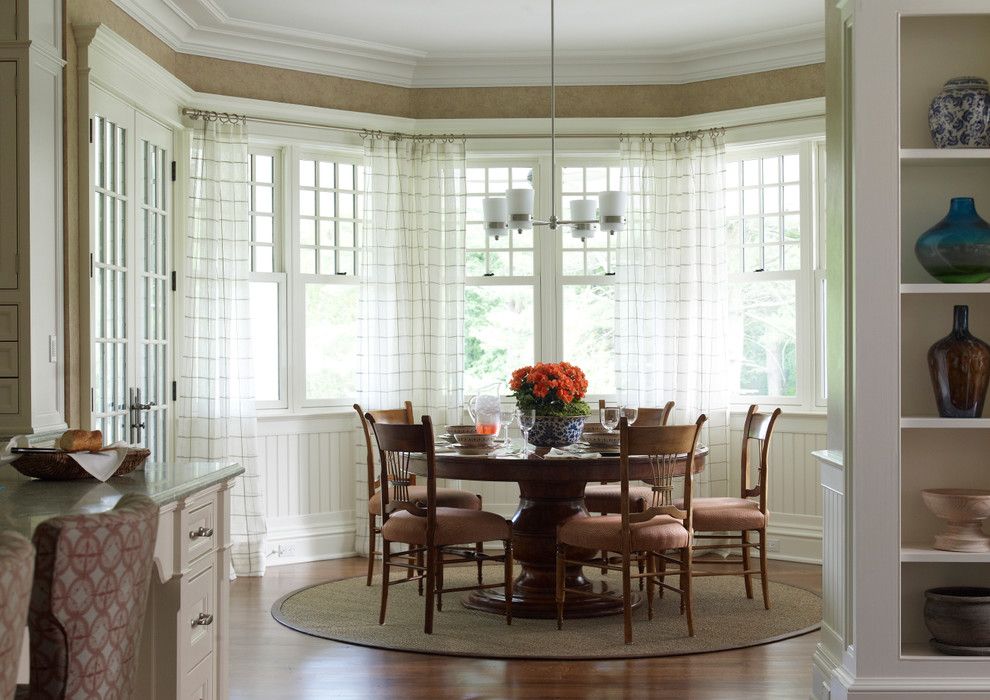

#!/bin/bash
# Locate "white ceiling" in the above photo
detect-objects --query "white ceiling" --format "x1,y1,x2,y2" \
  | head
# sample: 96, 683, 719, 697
112, 0, 825, 87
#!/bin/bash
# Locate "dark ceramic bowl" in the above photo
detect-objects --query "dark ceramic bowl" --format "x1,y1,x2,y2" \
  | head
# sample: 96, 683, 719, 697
924, 587, 990, 649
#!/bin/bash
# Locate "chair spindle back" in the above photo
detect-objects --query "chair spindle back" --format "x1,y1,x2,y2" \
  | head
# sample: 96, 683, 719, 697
618, 415, 706, 532
367, 415, 435, 526
739, 404, 782, 513
355, 401, 414, 498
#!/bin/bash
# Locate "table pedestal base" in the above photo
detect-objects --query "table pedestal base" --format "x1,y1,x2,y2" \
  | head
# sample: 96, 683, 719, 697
462, 480, 642, 619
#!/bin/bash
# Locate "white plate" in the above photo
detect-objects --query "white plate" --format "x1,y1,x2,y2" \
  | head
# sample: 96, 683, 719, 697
451, 445, 493, 456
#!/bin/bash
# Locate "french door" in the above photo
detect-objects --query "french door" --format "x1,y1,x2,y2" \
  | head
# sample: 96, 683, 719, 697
88, 88, 173, 461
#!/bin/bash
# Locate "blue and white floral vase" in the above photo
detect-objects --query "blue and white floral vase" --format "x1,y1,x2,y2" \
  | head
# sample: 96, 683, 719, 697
929, 77, 990, 148
527, 415, 585, 448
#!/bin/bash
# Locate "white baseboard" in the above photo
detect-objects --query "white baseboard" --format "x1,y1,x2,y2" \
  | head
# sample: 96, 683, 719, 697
265, 512, 356, 567
768, 512, 822, 564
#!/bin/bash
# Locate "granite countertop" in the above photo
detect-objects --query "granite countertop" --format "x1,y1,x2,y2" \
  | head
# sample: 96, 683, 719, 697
0, 461, 244, 537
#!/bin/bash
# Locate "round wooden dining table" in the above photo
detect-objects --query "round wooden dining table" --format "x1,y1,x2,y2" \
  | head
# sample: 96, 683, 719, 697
413, 445, 707, 620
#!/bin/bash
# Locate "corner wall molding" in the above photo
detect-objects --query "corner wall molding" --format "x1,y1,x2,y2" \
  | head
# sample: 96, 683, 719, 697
109, 0, 824, 89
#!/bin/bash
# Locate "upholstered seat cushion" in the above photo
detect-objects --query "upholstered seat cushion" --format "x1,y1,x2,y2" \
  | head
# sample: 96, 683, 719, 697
368, 486, 481, 516
382, 508, 511, 546
583, 484, 653, 514
685, 497, 769, 531
558, 514, 689, 552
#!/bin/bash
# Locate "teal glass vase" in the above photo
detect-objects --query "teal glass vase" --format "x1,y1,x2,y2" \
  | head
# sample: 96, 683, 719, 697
915, 197, 990, 283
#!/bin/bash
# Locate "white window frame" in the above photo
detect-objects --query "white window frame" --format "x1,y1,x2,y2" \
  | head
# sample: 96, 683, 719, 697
248, 147, 288, 410
464, 157, 544, 393
725, 137, 825, 412
292, 146, 363, 410
554, 156, 621, 402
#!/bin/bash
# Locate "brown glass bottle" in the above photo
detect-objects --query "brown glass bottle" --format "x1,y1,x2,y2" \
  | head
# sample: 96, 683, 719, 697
928, 305, 990, 418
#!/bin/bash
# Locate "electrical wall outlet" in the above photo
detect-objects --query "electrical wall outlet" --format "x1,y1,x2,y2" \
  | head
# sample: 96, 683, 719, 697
48, 334, 57, 363
766, 538, 781, 553
277, 544, 296, 557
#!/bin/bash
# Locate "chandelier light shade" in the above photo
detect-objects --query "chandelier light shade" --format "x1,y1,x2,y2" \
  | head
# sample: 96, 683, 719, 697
483, 197, 508, 239
598, 190, 627, 233
569, 199, 597, 239
507, 188, 535, 230
483, 0, 625, 243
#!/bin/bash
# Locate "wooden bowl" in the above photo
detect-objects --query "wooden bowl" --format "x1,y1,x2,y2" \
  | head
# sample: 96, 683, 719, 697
11, 448, 151, 481
921, 488, 990, 552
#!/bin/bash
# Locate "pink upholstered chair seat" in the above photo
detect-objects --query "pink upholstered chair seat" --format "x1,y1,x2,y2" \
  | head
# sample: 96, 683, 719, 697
382, 508, 510, 546
558, 514, 689, 552
18, 494, 159, 700
583, 484, 652, 514
369, 486, 480, 516
0, 531, 34, 700
685, 497, 769, 531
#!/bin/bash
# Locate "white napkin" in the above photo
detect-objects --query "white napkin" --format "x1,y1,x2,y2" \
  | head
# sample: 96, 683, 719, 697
542, 447, 601, 459
0, 435, 30, 466
68, 442, 130, 482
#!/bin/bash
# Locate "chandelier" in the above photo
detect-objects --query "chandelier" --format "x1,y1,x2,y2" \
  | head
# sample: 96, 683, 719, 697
482, 0, 626, 242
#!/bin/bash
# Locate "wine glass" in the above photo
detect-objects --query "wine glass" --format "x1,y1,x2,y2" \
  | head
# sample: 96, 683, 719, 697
601, 405, 621, 433
623, 406, 639, 426
517, 409, 536, 454
499, 408, 516, 447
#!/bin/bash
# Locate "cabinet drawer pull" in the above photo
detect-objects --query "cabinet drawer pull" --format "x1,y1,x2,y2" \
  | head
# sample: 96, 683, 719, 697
189, 526, 214, 540
191, 612, 214, 627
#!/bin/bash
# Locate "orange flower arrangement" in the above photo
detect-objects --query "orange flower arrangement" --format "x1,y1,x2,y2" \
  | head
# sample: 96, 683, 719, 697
509, 362, 591, 416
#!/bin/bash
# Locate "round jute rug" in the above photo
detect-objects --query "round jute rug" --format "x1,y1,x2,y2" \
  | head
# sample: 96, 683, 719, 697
271, 567, 821, 660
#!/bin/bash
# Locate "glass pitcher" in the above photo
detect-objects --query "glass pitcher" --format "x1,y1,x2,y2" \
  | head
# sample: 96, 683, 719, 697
467, 382, 503, 435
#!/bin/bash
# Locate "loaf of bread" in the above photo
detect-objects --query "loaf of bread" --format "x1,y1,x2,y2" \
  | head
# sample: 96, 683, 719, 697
58, 429, 104, 452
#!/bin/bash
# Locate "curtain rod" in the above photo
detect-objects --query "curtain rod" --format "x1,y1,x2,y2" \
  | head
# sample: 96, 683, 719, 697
181, 108, 819, 140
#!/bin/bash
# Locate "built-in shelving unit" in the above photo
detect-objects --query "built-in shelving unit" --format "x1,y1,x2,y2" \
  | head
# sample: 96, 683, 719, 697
901, 148, 990, 165
897, 11, 990, 666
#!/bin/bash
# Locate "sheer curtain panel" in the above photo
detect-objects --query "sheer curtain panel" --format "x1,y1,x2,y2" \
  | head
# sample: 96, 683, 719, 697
176, 119, 267, 576
357, 136, 467, 424
615, 131, 731, 495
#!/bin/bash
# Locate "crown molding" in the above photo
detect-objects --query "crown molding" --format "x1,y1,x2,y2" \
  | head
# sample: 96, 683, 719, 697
109, 0, 824, 88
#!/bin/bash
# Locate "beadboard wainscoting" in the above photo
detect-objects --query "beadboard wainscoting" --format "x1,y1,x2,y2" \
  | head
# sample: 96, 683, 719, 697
260, 411, 824, 565
257, 413, 357, 565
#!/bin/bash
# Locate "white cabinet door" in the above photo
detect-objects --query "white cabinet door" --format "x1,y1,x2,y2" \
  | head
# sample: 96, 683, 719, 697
89, 88, 173, 460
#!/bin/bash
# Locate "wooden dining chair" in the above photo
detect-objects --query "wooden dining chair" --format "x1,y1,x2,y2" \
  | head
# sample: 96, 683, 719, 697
556, 415, 706, 644
355, 402, 483, 587
369, 414, 513, 634
584, 400, 676, 516
585, 400, 676, 584
688, 405, 781, 609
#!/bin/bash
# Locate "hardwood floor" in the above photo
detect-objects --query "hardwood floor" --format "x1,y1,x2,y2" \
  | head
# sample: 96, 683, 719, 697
230, 557, 821, 700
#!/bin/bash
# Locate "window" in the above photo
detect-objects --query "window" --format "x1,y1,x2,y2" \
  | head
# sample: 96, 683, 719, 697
248, 147, 365, 411
463, 158, 620, 399
248, 150, 286, 408
298, 156, 362, 405
559, 164, 620, 395
726, 139, 824, 409
465, 164, 538, 392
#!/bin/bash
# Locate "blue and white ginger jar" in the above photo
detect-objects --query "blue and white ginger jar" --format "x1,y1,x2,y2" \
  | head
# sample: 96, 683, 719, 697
527, 415, 585, 448
929, 77, 990, 149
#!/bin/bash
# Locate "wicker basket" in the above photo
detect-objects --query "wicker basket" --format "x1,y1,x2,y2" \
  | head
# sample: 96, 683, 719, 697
11, 448, 151, 481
